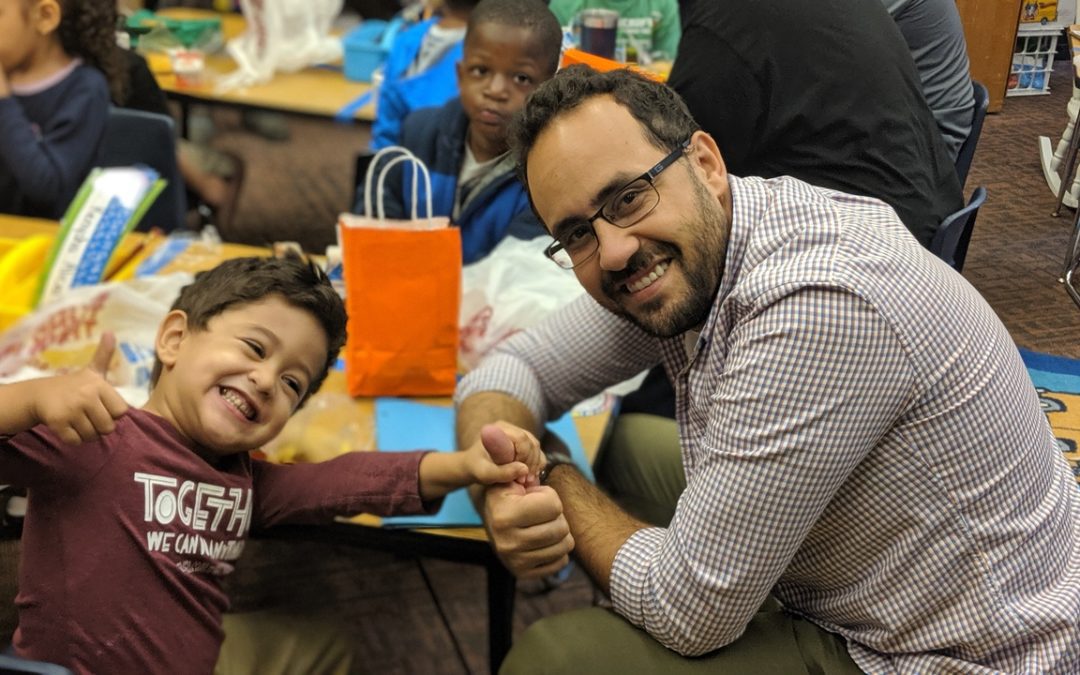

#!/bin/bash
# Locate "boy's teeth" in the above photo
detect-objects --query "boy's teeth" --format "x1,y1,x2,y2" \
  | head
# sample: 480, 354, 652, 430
627, 262, 668, 293
221, 388, 254, 420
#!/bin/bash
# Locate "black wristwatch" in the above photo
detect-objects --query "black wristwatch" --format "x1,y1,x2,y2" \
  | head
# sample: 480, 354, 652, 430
538, 450, 575, 485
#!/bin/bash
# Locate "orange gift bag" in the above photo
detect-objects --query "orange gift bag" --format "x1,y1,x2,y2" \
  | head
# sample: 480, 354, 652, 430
338, 147, 461, 397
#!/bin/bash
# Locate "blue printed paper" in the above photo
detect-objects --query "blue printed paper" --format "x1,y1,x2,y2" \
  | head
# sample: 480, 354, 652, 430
376, 398, 592, 528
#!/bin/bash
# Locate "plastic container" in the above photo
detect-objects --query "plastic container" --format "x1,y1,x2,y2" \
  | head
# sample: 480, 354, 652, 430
343, 20, 390, 83
1008, 26, 1058, 96
127, 10, 222, 50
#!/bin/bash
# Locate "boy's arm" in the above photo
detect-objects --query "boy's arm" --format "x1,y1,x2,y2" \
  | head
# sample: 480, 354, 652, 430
0, 334, 127, 443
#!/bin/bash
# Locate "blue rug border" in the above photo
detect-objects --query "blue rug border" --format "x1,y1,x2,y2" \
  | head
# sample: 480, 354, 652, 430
1019, 348, 1080, 377
1020, 348, 1080, 395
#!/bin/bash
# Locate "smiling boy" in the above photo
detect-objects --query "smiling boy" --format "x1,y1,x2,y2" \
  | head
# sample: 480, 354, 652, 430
364, 0, 564, 264
0, 254, 542, 674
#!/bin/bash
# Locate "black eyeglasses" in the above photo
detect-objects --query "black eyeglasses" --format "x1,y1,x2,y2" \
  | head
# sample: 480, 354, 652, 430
544, 139, 691, 269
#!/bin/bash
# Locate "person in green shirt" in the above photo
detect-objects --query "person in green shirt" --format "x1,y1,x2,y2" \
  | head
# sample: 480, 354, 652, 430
551, 0, 680, 62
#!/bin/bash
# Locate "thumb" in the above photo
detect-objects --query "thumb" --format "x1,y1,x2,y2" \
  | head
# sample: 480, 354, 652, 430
480, 423, 516, 465
89, 331, 117, 377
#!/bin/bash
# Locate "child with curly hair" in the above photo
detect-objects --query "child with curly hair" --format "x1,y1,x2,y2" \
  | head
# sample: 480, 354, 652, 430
0, 0, 124, 219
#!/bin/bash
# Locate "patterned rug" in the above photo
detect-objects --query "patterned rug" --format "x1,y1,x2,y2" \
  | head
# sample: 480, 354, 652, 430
1022, 349, 1080, 485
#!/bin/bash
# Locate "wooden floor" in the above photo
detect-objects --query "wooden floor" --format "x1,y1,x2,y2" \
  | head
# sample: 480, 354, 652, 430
4, 60, 1080, 675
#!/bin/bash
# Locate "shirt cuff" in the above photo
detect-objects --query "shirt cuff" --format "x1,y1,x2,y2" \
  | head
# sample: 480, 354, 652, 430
610, 526, 667, 626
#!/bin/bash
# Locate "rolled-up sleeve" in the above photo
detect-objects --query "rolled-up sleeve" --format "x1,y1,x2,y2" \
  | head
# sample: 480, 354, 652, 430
455, 294, 662, 422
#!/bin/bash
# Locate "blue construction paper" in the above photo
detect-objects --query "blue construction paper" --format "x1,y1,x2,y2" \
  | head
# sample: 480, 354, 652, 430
375, 398, 592, 528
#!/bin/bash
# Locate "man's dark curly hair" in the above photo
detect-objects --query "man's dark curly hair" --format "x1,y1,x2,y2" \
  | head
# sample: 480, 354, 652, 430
55, 0, 127, 103
509, 65, 701, 187
149, 253, 348, 405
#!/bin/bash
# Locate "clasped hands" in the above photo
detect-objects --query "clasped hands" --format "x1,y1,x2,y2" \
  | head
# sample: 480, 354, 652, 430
474, 424, 575, 579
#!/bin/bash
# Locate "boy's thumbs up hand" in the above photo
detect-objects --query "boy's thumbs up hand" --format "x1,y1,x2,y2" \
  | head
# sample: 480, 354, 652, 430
88, 330, 117, 376
30, 332, 129, 445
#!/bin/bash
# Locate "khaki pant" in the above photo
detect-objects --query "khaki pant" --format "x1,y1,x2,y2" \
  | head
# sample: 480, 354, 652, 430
216, 611, 353, 675
501, 603, 863, 675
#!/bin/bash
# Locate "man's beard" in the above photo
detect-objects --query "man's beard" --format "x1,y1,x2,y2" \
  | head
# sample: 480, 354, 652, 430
599, 177, 728, 338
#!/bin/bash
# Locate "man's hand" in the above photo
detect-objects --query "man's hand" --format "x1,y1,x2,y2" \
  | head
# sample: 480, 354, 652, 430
482, 480, 574, 579
29, 332, 129, 445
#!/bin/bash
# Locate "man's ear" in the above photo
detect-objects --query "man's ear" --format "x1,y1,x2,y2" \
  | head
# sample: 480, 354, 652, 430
155, 310, 189, 370
455, 58, 465, 89
687, 130, 728, 193
31, 0, 62, 36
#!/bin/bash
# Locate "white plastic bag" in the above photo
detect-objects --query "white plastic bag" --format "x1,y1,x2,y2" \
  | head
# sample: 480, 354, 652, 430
0, 274, 192, 407
459, 237, 585, 371
219, 0, 344, 90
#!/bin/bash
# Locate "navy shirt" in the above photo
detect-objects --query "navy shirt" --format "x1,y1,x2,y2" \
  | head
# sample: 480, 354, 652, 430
0, 62, 109, 219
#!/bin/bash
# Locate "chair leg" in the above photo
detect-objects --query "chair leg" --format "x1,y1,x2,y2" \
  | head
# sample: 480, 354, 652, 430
1054, 122, 1080, 216
1062, 206, 1080, 309
1051, 93, 1080, 172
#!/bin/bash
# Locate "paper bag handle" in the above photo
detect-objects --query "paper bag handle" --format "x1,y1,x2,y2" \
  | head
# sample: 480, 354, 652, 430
364, 146, 435, 224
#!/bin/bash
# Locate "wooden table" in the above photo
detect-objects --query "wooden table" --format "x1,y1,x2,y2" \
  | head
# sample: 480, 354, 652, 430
150, 9, 375, 137
0, 215, 57, 238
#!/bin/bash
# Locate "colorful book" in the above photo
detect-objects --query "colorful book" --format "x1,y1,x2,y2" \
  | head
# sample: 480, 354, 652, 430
35, 166, 164, 307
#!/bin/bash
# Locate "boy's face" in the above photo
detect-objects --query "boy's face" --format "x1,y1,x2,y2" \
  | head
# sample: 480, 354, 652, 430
456, 22, 551, 159
145, 295, 328, 458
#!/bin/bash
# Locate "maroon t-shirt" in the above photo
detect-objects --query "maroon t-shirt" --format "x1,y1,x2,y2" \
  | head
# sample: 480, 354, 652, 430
0, 409, 432, 674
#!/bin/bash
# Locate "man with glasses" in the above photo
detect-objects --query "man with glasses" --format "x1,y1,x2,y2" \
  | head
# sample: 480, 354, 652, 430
455, 65, 1080, 673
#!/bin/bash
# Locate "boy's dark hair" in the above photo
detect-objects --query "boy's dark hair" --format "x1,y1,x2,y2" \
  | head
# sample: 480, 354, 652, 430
466, 0, 563, 76
509, 65, 701, 187
56, 0, 127, 103
444, 0, 482, 15
149, 253, 347, 404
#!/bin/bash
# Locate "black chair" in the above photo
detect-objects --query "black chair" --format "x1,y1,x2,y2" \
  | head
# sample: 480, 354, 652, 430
350, 150, 377, 212
954, 80, 990, 191
1062, 201, 1080, 309
931, 186, 987, 272
99, 107, 187, 233
0, 654, 71, 675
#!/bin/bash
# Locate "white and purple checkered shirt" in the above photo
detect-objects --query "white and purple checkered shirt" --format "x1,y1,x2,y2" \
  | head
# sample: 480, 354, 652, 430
456, 175, 1080, 673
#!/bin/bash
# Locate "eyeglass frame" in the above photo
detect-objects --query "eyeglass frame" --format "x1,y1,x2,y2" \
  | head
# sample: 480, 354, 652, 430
543, 138, 692, 269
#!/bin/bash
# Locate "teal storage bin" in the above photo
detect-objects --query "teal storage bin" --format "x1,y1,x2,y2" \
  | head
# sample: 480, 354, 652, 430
343, 20, 391, 83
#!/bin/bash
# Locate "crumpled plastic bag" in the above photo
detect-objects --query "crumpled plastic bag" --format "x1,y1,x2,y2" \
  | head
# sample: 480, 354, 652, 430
458, 236, 585, 371
218, 0, 344, 90
0, 274, 192, 407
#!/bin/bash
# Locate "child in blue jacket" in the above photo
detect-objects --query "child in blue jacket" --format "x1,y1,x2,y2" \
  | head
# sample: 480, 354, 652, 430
357, 0, 563, 264
369, 0, 480, 151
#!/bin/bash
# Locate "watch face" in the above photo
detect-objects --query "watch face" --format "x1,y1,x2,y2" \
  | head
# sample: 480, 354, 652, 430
540, 454, 574, 485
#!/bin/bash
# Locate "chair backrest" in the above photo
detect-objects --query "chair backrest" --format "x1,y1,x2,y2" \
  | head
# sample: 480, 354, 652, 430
351, 150, 377, 212
931, 185, 987, 272
954, 80, 990, 191
0, 654, 72, 675
99, 107, 186, 233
